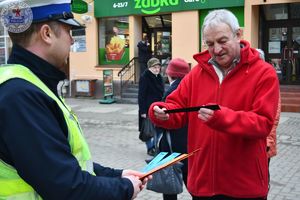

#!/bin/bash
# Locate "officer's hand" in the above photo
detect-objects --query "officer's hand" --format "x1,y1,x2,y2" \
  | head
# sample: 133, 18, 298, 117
122, 170, 152, 190
198, 108, 214, 122
123, 175, 142, 199
122, 169, 144, 177
141, 113, 146, 118
153, 105, 169, 121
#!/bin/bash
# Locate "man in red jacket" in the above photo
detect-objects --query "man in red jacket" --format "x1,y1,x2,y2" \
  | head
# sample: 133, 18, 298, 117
148, 9, 279, 200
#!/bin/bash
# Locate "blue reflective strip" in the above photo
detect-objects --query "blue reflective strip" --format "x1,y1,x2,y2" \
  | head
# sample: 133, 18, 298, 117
141, 152, 181, 173
31, 3, 71, 22
141, 152, 168, 173
156, 152, 181, 166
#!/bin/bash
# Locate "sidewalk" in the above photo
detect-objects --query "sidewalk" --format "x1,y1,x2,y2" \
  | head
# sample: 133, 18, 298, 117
66, 98, 300, 200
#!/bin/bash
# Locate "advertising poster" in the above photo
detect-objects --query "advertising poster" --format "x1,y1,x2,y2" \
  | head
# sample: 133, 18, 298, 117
103, 69, 113, 97
76, 80, 89, 93
99, 17, 129, 65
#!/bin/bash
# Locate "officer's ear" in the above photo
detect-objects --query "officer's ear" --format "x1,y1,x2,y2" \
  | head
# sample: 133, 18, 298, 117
39, 24, 53, 44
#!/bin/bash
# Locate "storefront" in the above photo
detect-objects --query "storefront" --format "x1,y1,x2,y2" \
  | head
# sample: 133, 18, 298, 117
1, 1, 299, 98
94, 0, 244, 64
69, 0, 244, 97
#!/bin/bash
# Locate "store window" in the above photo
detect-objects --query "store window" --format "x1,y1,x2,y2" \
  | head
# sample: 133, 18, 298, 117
264, 4, 288, 20
71, 28, 86, 52
0, 25, 12, 64
98, 16, 129, 65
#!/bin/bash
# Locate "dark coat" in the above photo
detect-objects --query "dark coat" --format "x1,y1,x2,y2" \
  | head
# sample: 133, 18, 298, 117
159, 78, 188, 154
137, 40, 152, 63
0, 44, 133, 200
159, 78, 188, 188
138, 69, 164, 131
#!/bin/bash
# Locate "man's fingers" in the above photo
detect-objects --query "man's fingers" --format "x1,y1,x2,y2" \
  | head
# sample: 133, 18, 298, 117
199, 108, 214, 116
198, 108, 214, 122
153, 106, 169, 120
153, 105, 164, 113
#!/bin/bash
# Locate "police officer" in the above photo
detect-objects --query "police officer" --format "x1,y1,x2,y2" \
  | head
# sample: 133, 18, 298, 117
0, 0, 149, 199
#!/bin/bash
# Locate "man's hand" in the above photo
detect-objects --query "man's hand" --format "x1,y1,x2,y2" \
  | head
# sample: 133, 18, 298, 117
153, 105, 169, 121
141, 114, 146, 118
198, 108, 214, 122
123, 175, 142, 199
122, 170, 152, 199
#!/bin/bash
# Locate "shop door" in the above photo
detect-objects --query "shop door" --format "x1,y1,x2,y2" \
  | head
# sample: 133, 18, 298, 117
153, 29, 171, 62
262, 3, 300, 85
265, 21, 300, 84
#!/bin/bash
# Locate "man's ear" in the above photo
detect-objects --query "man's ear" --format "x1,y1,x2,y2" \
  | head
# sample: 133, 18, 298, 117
39, 24, 53, 44
235, 28, 242, 41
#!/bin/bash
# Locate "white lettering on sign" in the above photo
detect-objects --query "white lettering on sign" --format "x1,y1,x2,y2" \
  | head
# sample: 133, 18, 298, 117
113, 2, 128, 8
184, 0, 206, 3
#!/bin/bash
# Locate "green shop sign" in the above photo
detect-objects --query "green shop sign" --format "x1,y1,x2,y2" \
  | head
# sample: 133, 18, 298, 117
95, 0, 244, 17
72, 0, 88, 14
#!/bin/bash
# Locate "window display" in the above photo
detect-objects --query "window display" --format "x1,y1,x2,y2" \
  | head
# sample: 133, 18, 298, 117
71, 28, 86, 52
99, 17, 129, 65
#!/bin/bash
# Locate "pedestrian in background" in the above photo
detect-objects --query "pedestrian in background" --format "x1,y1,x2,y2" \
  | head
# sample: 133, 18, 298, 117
0, 0, 150, 199
138, 57, 164, 156
148, 9, 279, 200
137, 35, 152, 75
159, 58, 191, 200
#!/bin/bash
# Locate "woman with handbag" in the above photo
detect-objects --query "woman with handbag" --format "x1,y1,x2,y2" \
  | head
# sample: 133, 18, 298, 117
159, 58, 191, 200
138, 57, 164, 156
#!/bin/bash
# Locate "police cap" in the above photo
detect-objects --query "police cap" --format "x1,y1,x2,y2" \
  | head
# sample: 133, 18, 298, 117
0, 0, 84, 29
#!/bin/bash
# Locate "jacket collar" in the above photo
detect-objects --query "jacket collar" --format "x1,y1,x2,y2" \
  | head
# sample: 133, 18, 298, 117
7, 44, 66, 96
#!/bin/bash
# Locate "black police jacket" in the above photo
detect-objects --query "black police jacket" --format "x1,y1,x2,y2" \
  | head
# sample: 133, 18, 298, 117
0, 45, 133, 200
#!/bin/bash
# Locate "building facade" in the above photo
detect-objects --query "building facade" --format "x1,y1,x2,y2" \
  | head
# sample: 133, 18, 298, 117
1, 0, 300, 98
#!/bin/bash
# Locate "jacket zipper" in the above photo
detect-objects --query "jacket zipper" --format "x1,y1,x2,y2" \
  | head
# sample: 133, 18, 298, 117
212, 83, 221, 194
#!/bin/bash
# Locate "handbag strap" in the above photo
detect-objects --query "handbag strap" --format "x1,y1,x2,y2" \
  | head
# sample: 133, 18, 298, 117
165, 131, 173, 153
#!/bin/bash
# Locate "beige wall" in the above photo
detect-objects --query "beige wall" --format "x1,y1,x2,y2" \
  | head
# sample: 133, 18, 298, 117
129, 16, 142, 60
69, 2, 99, 80
172, 11, 199, 67
244, 0, 300, 47
244, 3, 259, 48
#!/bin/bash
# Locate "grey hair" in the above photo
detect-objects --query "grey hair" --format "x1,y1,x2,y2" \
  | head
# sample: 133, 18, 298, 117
202, 9, 240, 37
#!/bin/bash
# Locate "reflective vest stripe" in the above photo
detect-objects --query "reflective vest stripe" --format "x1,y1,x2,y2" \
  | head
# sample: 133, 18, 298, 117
0, 180, 33, 196
0, 160, 33, 195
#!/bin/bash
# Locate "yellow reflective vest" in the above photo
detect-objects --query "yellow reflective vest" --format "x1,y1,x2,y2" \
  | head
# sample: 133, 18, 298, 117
0, 65, 94, 200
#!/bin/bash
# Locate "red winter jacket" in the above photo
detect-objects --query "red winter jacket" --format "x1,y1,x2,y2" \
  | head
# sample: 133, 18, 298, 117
148, 40, 279, 198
